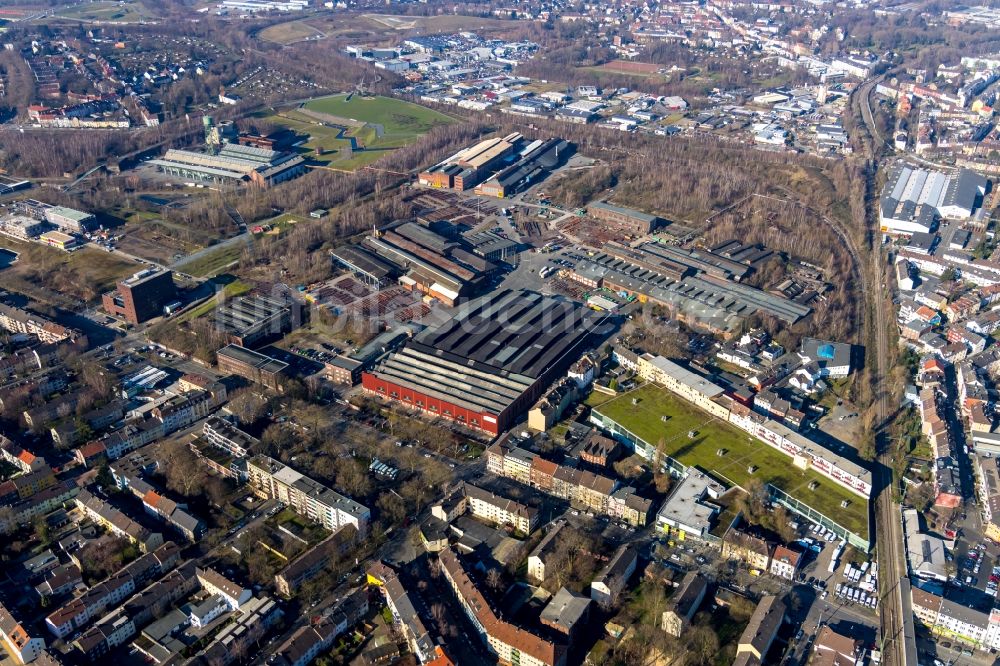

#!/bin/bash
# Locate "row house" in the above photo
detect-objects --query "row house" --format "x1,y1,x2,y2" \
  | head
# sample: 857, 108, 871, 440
463, 482, 540, 535
45, 541, 179, 638
0, 481, 78, 534
151, 389, 215, 433
270, 591, 368, 666
0, 372, 67, 411
74, 419, 164, 468
770, 545, 802, 580
185, 596, 282, 666
486, 439, 624, 516
0, 601, 46, 663
111, 453, 205, 542
274, 526, 358, 597
0, 436, 46, 473
45, 571, 136, 638
606, 486, 654, 527
74, 490, 164, 553
367, 561, 439, 664
910, 586, 1000, 650
722, 528, 773, 572
73, 563, 198, 661
946, 326, 987, 355
0, 465, 56, 503
946, 293, 983, 321
966, 309, 1000, 336
439, 548, 566, 666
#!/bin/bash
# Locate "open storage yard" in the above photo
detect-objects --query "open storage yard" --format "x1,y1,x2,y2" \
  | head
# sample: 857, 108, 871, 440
0, 234, 139, 306
594, 383, 868, 537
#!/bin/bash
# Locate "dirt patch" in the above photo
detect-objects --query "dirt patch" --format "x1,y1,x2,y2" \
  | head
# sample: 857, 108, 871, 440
597, 60, 661, 74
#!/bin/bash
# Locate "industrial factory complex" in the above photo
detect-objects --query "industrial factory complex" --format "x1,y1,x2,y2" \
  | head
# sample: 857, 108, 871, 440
150, 143, 306, 188
361, 289, 611, 435
332, 220, 515, 305
879, 164, 989, 235
565, 242, 813, 335
418, 133, 573, 197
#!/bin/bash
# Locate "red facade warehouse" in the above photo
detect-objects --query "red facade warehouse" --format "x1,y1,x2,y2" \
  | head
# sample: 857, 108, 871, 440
362, 374, 504, 435
361, 289, 610, 436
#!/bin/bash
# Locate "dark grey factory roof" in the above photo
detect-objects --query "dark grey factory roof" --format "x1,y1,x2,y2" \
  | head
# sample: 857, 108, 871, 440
215, 295, 289, 337
371, 346, 533, 414
408, 289, 608, 379
588, 201, 659, 224
331, 245, 400, 280
217, 344, 288, 374
942, 168, 988, 209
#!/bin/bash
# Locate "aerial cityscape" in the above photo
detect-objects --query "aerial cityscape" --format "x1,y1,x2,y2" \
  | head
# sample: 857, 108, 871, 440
0, 1, 997, 665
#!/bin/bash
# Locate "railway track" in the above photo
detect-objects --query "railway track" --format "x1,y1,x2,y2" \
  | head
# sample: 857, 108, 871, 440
854, 76, 917, 666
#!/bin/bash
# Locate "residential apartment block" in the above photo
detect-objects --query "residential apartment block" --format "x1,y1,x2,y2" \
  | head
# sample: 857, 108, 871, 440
0, 601, 46, 663
439, 548, 566, 666
274, 526, 358, 597
74, 490, 164, 553
246, 456, 370, 537
0, 303, 80, 344
661, 572, 708, 638
463, 482, 540, 535
591, 543, 638, 607
486, 436, 650, 522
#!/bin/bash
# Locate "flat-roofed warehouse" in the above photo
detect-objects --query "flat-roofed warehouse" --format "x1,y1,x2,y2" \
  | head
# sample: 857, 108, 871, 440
215, 294, 301, 347
418, 132, 521, 190
216, 344, 288, 391
362, 289, 611, 435
149, 143, 306, 188
587, 202, 662, 235
474, 138, 574, 199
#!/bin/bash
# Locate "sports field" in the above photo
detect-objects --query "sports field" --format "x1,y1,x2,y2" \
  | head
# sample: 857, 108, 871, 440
594, 383, 868, 536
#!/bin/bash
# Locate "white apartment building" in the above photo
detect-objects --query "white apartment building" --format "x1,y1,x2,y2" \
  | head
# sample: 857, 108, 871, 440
246, 456, 370, 537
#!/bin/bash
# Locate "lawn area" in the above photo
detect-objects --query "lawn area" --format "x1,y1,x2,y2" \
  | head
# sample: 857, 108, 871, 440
302, 94, 452, 140
585, 390, 617, 408
175, 243, 245, 278
272, 507, 330, 545
593, 384, 869, 537
265, 95, 451, 171
0, 235, 139, 304
259, 19, 324, 44
177, 279, 250, 322
47, 1, 154, 22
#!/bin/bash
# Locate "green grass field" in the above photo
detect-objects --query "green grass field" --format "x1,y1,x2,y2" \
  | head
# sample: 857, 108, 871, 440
47, 1, 153, 22
594, 384, 868, 537
264, 95, 451, 171
175, 244, 244, 279
303, 94, 452, 138
178, 279, 250, 322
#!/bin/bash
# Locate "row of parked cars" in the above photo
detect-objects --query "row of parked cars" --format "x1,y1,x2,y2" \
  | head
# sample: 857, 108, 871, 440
836, 583, 878, 609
